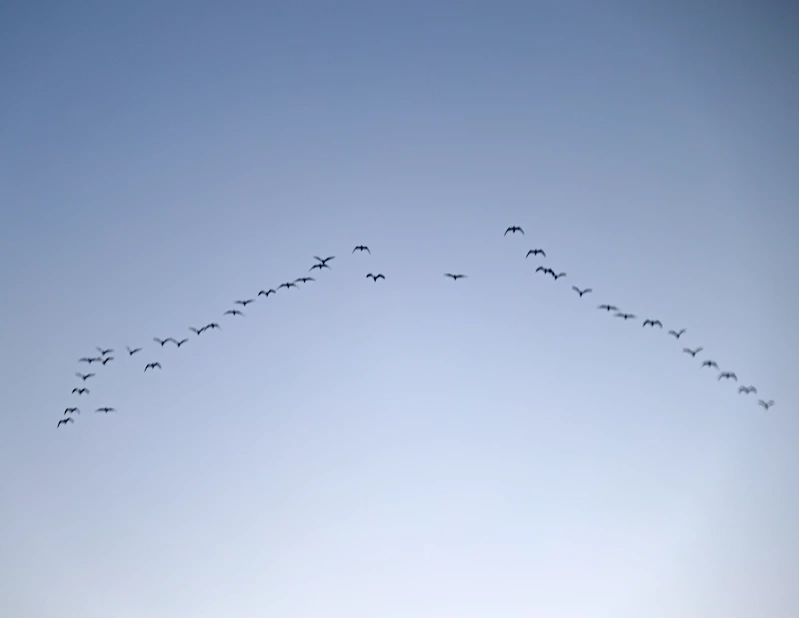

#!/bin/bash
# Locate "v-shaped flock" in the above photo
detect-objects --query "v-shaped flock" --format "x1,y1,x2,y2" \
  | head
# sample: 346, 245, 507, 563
56, 229, 777, 428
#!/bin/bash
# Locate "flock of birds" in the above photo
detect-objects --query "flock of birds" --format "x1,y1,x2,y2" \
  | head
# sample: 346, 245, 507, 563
56, 226, 777, 429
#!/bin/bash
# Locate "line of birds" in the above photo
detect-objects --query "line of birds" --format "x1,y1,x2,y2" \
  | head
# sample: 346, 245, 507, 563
56, 230, 777, 429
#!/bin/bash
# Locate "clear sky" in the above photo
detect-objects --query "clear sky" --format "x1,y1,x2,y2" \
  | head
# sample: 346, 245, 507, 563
1, 1, 798, 616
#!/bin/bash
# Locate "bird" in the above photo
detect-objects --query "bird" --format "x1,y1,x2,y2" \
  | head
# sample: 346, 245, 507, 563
75, 372, 95, 381
235, 299, 255, 307
642, 319, 663, 328
95, 407, 116, 413
258, 289, 276, 297
551, 272, 567, 280
224, 309, 245, 316
278, 282, 298, 290
738, 386, 757, 394
683, 347, 703, 357
504, 226, 524, 236
154, 337, 175, 346
189, 327, 205, 336
310, 262, 330, 271
668, 329, 687, 339
72, 387, 90, 395
57, 418, 74, 428
701, 360, 719, 369
174, 338, 188, 347
614, 312, 636, 320
598, 304, 618, 312
444, 273, 467, 280
101, 356, 114, 365
718, 372, 737, 382
313, 256, 335, 265
204, 322, 221, 331
96, 347, 114, 356
526, 249, 546, 258
126, 346, 143, 355
64, 407, 79, 415
572, 286, 592, 297
366, 273, 385, 281
294, 277, 315, 284
758, 400, 776, 410
535, 266, 553, 276
353, 245, 370, 254
78, 357, 102, 364
144, 362, 161, 372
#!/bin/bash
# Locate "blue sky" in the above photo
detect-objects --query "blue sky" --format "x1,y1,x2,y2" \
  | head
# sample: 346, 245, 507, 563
1, 1, 798, 616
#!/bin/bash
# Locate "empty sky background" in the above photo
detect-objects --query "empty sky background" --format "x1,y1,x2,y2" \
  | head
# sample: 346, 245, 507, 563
1, 1, 798, 616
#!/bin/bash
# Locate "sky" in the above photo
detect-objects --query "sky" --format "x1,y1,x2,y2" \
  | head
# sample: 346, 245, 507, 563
1, 1, 798, 616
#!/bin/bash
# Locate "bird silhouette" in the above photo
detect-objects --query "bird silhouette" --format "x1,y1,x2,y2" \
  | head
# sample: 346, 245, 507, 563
95, 407, 115, 413
504, 226, 524, 236
642, 319, 663, 328
758, 400, 775, 410
96, 347, 114, 356
683, 347, 703, 357
224, 309, 245, 316
72, 387, 90, 395
78, 357, 102, 364
551, 272, 567, 280
353, 245, 370, 254
57, 418, 74, 428
526, 249, 546, 258
235, 299, 255, 307
64, 407, 79, 415
718, 372, 737, 382
174, 338, 188, 347
572, 286, 592, 297
189, 327, 205, 336
535, 266, 553, 276
144, 362, 161, 372
668, 329, 687, 339
126, 346, 143, 355
278, 282, 298, 290
597, 304, 618, 312
310, 263, 330, 271
614, 312, 636, 320
294, 277, 315, 284
366, 273, 385, 281
75, 372, 95, 381
314, 256, 335, 265
701, 360, 719, 369
154, 337, 175, 346
101, 356, 114, 365
444, 273, 467, 280
204, 322, 221, 331
738, 386, 757, 394
258, 289, 276, 297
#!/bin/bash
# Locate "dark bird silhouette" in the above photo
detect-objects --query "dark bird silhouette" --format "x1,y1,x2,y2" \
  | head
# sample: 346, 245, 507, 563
504, 226, 524, 236
126, 346, 143, 355
526, 249, 546, 258
718, 372, 737, 382
144, 362, 161, 372
72, 387, 89, 395
366, 273, 385, 281
683, 347, 703, 357
444, 273, 467, 280
154, 337, 175, 346
189, 327, 205, 336
668, 329, 687, 339
96, 347, 113, 356
614, 312, 636, 320
572, 286, 592, 297
551, 272, 567, 280
204, 322, 221, 331
353, 245, 370, 254
642, 319, 663, 328
57, 418, 74, 428
278, 282, 298, 290
101, 356, 114, 365
738, 386, 757, 394
535, 266, 553, 276
758, 399, 775, 410
64, 407, 79, 415
95, 407, 115, 413
224, 309, 245, 316
174, 338, 188, 347
314, 256, 335, 265
598, 304, 618, 312
258, 289, 277, 297
75, 373, 95, 381
294, 277, 315, 284
235, 299, 255, 307
79, 357, 102, 364
701, 360, 719, 369
310, 262, 330, 271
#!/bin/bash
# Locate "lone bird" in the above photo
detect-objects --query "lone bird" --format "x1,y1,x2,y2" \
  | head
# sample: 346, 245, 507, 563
154, 337, 175, 346
758, 400, 776, 410
701, 360, 719, 369
144, 362, 161, 372
235, 299, 255, 307
258, 289, 276, 297
101, 356, 114, 365
683, 347, 703, 357
75, 372, 95, 381
615, 312, 636, 320
598, 304, 618, 312
738, 386, 757, 394
353, 245, 371, 254
174, 338, 188, 347
294, 277, 315, 284
526, 249, 546, 258
668, 329, 687, 339
313, 256, 335, 265
57, 418, 74, 428
444, 273, 467, 280
224, 309, 245, 317
572, 286, 592, 297
505, 226, 524, 236
95, 407, 116, 413
72, 387, 90, 395
64, 407, 79, 415
642, 319, 663, 328
718, 372, 737, 382
278, 282, 298, 290
126, 346, 143, 355
366, 273, 385, 282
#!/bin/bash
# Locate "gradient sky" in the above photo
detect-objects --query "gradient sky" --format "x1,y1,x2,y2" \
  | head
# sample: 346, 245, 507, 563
2, 2, 798, 617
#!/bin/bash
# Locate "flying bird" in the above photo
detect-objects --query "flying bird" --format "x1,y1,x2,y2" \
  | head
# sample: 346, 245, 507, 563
683, 347, 703, 357
95, 407, 116, 413
758, 400, 775, 410
353, 245, 371, 254
72, 387, 89, 395
668, 329, 687, 339
75, 373, 95, 381
366, 273, 385, 281
278, 282, 298, 290
96, 347, 114, 356
701, 360, 719, 369
444, 273, 467, 280
738, 386, 757, 394
598, 305, 618, 312
551, 272, 567, 280
294, 277, 315, 284
144, 362, 161, 372
57, 418, 74, 428
258, 289, 276, 297
642, 319, 663, 328
614, 312, 636, 320
526, 249, 546, 258
189, 327, 205, 336
572, 286, 592, 297
101, 356, 114, 365
64, 407, 79, 415
174, 338, 188, 347
235, 299, 255, 307
224, 309, 245, 316
535, 266, 553, 276
313, 256, 335, 265
718, 372, 737, 382
504, 226, 524, 236
78, 357, 102, 364
310, 262, 330, 271
126, 346, 142, 355
204, 322, 221, 331
154, 337, 175, 346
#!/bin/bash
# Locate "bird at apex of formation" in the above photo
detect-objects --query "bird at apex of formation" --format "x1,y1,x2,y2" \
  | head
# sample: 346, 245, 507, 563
144, 362, 161, 372
683, 347, 703, 357
643, 319, 663, 328
258, 289, 276, 297
444, 273, 467, 280
572, 286, 592, 297
739, 385, 757, 394
366, 273, 385, 281
758, 400, 776, 410
505, 226, 524, 236
526, 249, 546, 258
57, 418, 74, 428
668, 329, 687, 339
353, 245, 370, 253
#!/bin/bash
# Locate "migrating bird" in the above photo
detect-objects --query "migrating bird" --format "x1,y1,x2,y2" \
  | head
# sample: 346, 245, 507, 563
310, 262, 331, 271
224, 309, 245, 317
313, 256, 335, 265
444, 273, 467, 280
75, 373, 95, 381
258, 289, 276, 297
526, 249, 546, 258
64, 407, 79, 415
683, 347, 703, 357
57, 418, 74, 428
505, 226, 524, 236
235, 299, 255, 307
278, 282, 298, 290
96, 347, 114, 356
598, 304, 618, 312
642, 319, 663, 328
668, 329, 687, 339
738, 386, 757, 395
366, 273, 385, 282
535, 266, 553, 276
126, 346, 142, 355
78, 357, 102, 364
95, 407, 116, 413
173, 338, 188, 347
154, 337, 175, 346
758, 400, 776, 410
572, 286, 592, 297
294, 277, 315, 284
204, 322, 221, 331
701, 360, 719, 369
101, 356, 114, 365
353, 245, 371, 254
615, 312, 636, 320
144, 362, 161, 372
72, 387, 90, 395
189, 327, 205, 336
551, 271, 567, 280
718, 372, 738, 382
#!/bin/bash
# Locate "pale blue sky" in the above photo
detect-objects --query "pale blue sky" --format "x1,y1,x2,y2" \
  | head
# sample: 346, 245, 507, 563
1, 1, 798, 617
